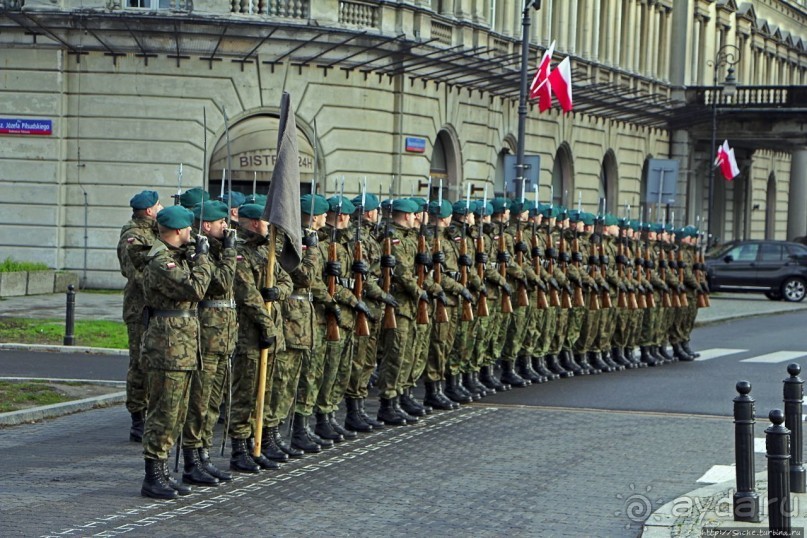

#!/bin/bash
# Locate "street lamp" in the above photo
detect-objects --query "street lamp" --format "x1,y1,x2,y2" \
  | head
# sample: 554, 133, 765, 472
515, 0, 542, 201
706, 44, 740, 248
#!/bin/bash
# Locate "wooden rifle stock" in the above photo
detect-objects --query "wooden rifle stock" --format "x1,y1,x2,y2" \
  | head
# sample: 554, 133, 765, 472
667, 249, 681, 308
475, 231, 489, 317
498, 227, 513, 313
416, 233, 430, 324
381, 233, 397, 329
587, 239, 601, 311
695, 243, 710, 308
531, 226, 549, 309
352, 240, 370, 337
657, 246, 673, 308
642, 242, 656, 308
459, 225, 474, 322
514, 225, 530, 308
616, 236, 629, 309
558, 232, 574, 309
545, 227, 561, 307
325, 241, 341, 341
570, 234, 585, 308
676, 246, 689, 307
431, 229, 449, 324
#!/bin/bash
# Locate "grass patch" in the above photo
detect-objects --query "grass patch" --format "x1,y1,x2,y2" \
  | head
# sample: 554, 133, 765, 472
0, 318, 128, 349
81, 288, 123, 295
0, 257, 50, 272
0, 380, 74, 413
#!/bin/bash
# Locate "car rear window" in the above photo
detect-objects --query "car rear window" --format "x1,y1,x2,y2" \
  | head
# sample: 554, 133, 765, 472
759, 243, 784, 261
727, 243, 759, 261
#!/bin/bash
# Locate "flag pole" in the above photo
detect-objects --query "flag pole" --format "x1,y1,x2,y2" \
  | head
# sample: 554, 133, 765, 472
253, 224, 276, 458
515, 0, 542, 203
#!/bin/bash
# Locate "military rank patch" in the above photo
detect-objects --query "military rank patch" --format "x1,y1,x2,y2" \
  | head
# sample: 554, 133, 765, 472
166, 262, 177, 269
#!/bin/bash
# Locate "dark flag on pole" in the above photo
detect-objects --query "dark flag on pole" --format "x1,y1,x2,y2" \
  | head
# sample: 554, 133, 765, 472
262, 91, 302, 273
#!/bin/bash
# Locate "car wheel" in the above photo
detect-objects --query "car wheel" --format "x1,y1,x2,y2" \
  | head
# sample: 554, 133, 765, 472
781, 277, 806, 303
765, 291, 782, 301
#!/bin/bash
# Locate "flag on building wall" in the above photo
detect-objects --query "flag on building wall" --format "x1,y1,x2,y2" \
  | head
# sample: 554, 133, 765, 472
548, 57, 573, 113
529, 41, 555, 112
715, 140, 740, 181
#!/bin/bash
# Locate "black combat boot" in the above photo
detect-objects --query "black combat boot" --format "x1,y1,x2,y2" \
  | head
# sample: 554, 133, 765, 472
611, 347, 636, 369
392, 396, 419, 425
461, 372, 485, 399
182, 447, 220, 486
682, 341, 700, 359
546, 354, 571, 378
162, 460, 192, 495
198, 447, 232, 481
640, 346, 660, 367
273, 425, 304, 458
575, 351, 599, 375
423, 380, 456, 410
444, 374, 473, 404
500, 360, 529, 388
230, 437, 261, 473
377, 397, 406, 426
587, 351, 613, 373
672, 342, 695, 361
345, 397, 373, 432
627, 347, 647, 368
130, 411, 145, 443
141, 459, 177, 499
479, 365, 509, 392
247, 438, 280, 470
291, 414, 322, 453
358, 398, 385, 429
657, 343, 675, 362
533, 356, 559, 380
400, 388, 429, 416
260, 426, 290, 462
601, 349, 625, 372
517, 355, 545, 384
472, 371, 495, 395
329, 412, 357, 439
314, 412, 344, 443
560, 350, 583, 376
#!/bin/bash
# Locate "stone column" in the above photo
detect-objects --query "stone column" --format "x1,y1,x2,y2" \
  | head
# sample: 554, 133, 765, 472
567, 0, 578, 55
787, 149, 807, 240
590, 0, 601, 62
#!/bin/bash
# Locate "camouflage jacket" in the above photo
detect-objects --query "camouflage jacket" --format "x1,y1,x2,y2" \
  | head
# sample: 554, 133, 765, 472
444, 221, 482, 294
234, 228, 292, 353
198, 236, 238, 356
387, 222, 423, 321
481, 222, 508, 300
141, 240, 212, 371
117, 217, 159, 325
344, 219, 386, 320
282, 229, 326, 350
319, 226, 359, 330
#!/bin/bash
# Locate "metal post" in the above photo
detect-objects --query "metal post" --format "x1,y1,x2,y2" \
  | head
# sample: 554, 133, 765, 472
63, 284, 76, 346
765, 409, 791, 533
784, 363, 806, 493
733, 381, 760, 522
707, 91, 717, 247
515, 1, 540, 202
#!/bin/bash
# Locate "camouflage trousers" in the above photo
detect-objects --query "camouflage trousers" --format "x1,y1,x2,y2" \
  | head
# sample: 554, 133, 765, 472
265, 347, 305, 428
471, 308, 496, 369
521, 306, 546, 358
143, 369, 192, 461
596, 306, 618, 352
548, 307, 569, 355
403, 319, 431, 390
450, 308, 477, 375
228, 348, 275, 439
490, 305, 513, 363
611, 308, 632, 349
669, 299, 698, 344
565, 307, 586, 352
377, 315, 415, 399
295, 340, 325, 417
501, 305, 529, 363
536, 306, 557, 357
316, 332, 354, 415
346, 319, 379, 399
424, 307, 455, 382
125, 321, 148, 414
640, 306, 659, 346
182, 351, 230, 449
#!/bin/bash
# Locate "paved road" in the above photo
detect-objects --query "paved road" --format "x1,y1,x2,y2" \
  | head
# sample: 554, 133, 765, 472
0, 350, 127, 382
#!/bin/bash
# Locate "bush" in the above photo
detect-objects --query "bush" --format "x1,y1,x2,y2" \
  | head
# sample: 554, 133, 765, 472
0, 257, 50, 272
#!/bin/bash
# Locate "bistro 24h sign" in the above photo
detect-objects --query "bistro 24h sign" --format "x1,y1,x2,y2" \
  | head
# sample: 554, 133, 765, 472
0, 118, 53, 136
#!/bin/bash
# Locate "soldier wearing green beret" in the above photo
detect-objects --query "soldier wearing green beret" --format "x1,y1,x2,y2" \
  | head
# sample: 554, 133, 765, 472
220, 191, 245, 224
118, 190, 163, 443
227, 203, 293, 473
178, 201, 237, 486
140, 206, 212, 499
179, 187, 210, 209
667, 226, 701, 361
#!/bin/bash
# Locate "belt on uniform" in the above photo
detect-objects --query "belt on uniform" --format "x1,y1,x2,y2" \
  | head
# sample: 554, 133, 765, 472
151, 309, 197, 318
198, 300, 235, 309
289, 291, 313, 302
445, 271, 461, 281
338, 277, 356, 289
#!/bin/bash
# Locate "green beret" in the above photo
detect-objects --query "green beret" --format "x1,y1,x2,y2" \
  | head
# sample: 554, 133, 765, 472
452, 199, 474, 215
392, 198, 419, 213
604, 214, 619, 227
157, 206, 194, 230
490, 197, 510, 214
540, 205, 558, 219
130, 190, 159, 210
239, 203, 265, 220
568, 209, 581, 222
179, 187, 210, 209
244, 193, 267, 207
193, 200, 229, 222
327, 196, 356, 216
618, 218, 628, 228
381, 199, 393, 211
578, 212, 595, 226
473, 201, 494, 216
410, 197, 428, 212
683, 225, 699, 238
221, 191, 245, 209
352, 192, 380, 212
509, 201, 525, 214
428, 199, 453, 219
301, 194, 329, 216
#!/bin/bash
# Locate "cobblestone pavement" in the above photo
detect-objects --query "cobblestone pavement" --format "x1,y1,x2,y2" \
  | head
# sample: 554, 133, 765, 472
1, 400, 745, 537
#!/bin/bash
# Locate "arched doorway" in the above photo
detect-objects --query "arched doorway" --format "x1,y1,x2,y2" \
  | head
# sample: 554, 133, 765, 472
494, 135, 517, 197
430, 128, 462, 200
208, 114, 316, 198
765, 173, 777, 239
600, 150, 619, 214
551, 143, 574, 207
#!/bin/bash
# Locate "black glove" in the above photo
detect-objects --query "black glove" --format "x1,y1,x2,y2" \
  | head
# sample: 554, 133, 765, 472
571, 252, 583, 263
545, 247, 557, 260
536, 279, 548, 292
637, 285, 645, 294
601, 282, 610, 293
588, 255, 599, 266
645, 260, 655, 270
351, 260, 369, 276
678, 261, 687, 269
380, 293, 399, 308
565, 283, 574, 296
435, 291, 449, 306
645, 283, 654, 292
502, 283, 514, 296
432, 251, 446, 266
458, 254, 473, 267
618, 282, 628, 293
662, 284, 670, 293
559, 252, 571, 263
479, 285, 488, 296
380, 254, 397, 269
668, 260, 678, 270
223, 229, 237, 250
677, 283, 686, 293
325, 302, 342, 325
475, 252, 488, 265
415, 252, 433, 268
702, 281, 710, 294
195, 235, 210, 257
324, 261, 342, 277
260, 286, 280, 302
514, 241, 528, 254
549, 277, 561, 291
259, 334, 276, 350
658, 260, 667, 269
616, 255, 628, 266
418, 291, 430, 303
600, 255, 610, 266
460, 288, 474, 303
353, 300, 375, 321
588, 282, 599, 293
302, 231, 318, 248
531, 246, 543, 258
635, 258, 644, 267
496, 251, 511, 264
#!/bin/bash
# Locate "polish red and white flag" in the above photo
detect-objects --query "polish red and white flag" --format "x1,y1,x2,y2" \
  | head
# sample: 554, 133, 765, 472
548, 56, 573, 113
529, 41, 555, 112
715, 140, 740, 180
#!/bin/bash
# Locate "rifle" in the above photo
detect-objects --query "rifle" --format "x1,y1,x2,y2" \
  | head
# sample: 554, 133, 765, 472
594, 215, 612, 309
641, 231, 657, 308
513, 211, 530, 308
353, 178, 370, 336
586, 234, 601, 311
530, 219, 549, 309
615, 225, 629, 309
570, 229, 586, 308
325, 179, 343, 341
172, 163, 183, 205
544, 222, 561, 307
381, 182, 397, 329
556, 227, 573, 309
475, 186, 490, 318
459, 184, 474, 322
430, 180, 449, 324
656, 242, 673, 308
497, 212, 513, 314
675, 242, 689, 308
416, 178, 433, 325
696, 232, 711, 308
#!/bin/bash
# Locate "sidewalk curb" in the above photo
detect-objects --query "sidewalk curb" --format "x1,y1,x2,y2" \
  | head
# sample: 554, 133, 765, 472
0, 391, 126, 427
0, 343, 128, 356
694, 307, 807, 328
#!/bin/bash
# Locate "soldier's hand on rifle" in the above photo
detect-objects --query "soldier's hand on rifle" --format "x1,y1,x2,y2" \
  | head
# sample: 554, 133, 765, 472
479, 284, 488, 296
618, 282, 628, 293
702, 281, 710, 294
616, 254, 628, 266
432, 251, 446, 267
496, 251, 511, 264
589, 282, 599, 293
600, 255, 610, 266
259, 334, 276, 349
645, 283, 654, 292
475, 252, 488, 265
325, 261, 342, 278
600, 282, 610, 293
380, 254, 397, 268
532, 246, 543, 258
302, 231, 318, 248
223, 229, 237, 250
636, 284, 644, 294
514, 241, 528, 254
560, 252, 571, 263
195, 235, 210, 257
458, 254, 473, 267
460, 287, 474, 303
545, 247, 557, 260
435, 291, 449, 306
502, 282, 514, 296
353, 301, 375, 321
351, 260, 369, 276
565, 283, 574, 296
536, 279, 548, 292
260, 286, 280, 302
418, 290, 430, 303
325, 302, 342, 325
677, 283, 686, 293
571, 251, 583, 263
415, 251, 433, 269
380, 292, 399, 308
549, 277, 561, 291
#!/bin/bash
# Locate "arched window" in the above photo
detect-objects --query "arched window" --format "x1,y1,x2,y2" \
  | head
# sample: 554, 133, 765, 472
551, 143, 574, 207
765, 173, 777, 240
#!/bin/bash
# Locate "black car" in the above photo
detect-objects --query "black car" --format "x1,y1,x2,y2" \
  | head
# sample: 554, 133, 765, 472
705, 240, 807, 302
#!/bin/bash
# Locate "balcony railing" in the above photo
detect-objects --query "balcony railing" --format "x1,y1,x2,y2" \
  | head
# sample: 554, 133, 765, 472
692, 85, 806, 107
231, 0, 309, 17
431, 20, 452, 45
339, 0, 379, 28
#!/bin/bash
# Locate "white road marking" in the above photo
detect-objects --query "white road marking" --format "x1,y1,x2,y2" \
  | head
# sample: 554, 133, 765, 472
694, 348, 747, 361
755, 438, 766, 454
697, 465, 736, 484
740, 351, 807, 364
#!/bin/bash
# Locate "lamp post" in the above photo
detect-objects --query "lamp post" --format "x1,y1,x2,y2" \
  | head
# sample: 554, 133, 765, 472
515, 0, 542, 201
706, 44, 740, 248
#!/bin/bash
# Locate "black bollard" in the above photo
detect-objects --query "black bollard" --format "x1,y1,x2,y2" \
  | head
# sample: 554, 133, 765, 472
766, 409, 791, 533
63, 284, 76, 346
784, 363, 806, 493
733, 381, 760, 522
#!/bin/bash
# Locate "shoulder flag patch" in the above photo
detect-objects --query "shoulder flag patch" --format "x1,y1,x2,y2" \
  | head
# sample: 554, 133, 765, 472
453, 236, 462, 242
165, 262, 177, 270
392, 239, 401, 245
127, 237, 135, 243
237, 255, 244, 262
